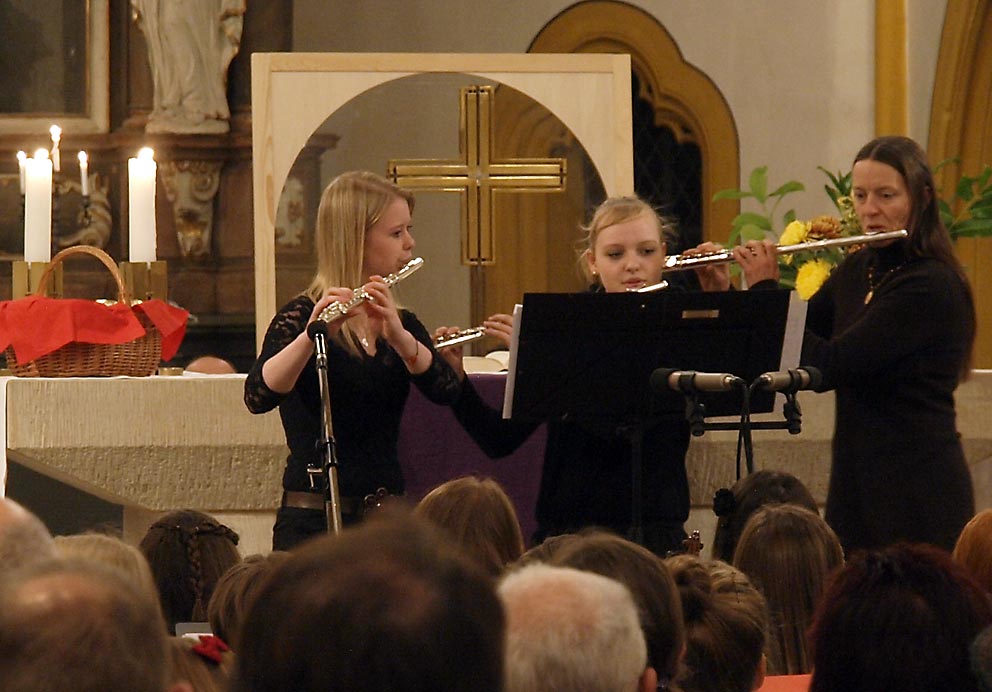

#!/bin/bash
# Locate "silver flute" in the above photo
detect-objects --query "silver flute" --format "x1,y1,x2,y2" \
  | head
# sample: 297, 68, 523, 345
434, 326, 487, 350
316, 257, 424, 323
635, 229, 908, 293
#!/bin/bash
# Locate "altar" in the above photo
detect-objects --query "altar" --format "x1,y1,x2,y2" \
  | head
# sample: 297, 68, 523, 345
4, 371, 992, 556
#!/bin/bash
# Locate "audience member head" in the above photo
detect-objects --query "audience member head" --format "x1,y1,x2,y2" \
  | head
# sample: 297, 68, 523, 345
207, 551, 290, 650
549, 530, 685, 688
0, 557, 181, 692
0, 497, 55, 572
168, 635, 233, 692
733, 504, 844, 675
954, 509, 992, 593
232, 510, 504, 692
972, 625, 992, 692
515, 532, 581, 567
809, 542, 992, 692
139, 509, 241, 633
185, 355, 237, 374
666, 555, 768, 692
414, 475, 525, 576
499, 562, 656, 692
711, 469, 818, 562
54, 532, 159, 607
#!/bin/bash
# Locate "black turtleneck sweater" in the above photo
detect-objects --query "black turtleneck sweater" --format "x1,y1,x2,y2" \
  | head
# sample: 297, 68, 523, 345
801, 241, 975, 553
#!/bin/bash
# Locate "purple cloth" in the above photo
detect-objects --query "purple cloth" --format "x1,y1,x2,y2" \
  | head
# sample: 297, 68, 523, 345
399, 373, 545, 545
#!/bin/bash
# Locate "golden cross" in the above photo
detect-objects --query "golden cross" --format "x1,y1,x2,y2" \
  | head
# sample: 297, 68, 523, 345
387, 86, 566, 265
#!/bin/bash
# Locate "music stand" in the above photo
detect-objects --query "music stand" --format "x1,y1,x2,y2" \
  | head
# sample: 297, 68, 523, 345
504, 288, 804, 546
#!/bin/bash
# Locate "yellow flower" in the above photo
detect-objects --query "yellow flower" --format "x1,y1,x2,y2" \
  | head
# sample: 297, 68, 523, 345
795, 258, 834, 300
778, 220, 810, 264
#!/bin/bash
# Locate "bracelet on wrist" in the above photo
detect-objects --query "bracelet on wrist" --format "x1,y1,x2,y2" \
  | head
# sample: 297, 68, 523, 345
403, 341, 421, 368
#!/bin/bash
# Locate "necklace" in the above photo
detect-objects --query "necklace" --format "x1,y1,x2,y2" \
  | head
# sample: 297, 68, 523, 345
864, 263, 904, 304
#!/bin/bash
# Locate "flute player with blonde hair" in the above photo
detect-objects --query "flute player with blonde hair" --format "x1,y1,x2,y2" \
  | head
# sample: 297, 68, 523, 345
245, 171, 461, 550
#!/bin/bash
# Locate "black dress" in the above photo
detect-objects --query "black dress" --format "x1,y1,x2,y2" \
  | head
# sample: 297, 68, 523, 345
801, 241, 975, 553
245, 295, 461, 549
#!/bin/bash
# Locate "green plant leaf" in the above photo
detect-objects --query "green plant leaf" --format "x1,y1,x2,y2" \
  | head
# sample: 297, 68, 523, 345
968, 196, 992, 214
934, 157, 961, 175
976, 166, 991, 189
733, 212, 772, 231
769, 181, 805, 198
749, 166, 768, 203
712, 189, 753, 202
740, 224, 769, 242
949, 218, 992, 238
956, 176, 975, 202
783, 209, 797, 225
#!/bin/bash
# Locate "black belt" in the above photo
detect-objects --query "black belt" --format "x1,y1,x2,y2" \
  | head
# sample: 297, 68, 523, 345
282, 491, 362, 515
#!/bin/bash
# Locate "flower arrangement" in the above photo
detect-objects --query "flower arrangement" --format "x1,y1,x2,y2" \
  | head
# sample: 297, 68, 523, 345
713, 167, 861, 299
713, 162, 992, 300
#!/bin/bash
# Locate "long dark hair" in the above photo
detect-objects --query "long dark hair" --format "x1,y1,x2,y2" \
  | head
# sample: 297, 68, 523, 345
854, 136, 976, 377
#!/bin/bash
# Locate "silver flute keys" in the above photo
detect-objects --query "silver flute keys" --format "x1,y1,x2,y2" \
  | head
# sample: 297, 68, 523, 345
316, 257, 425, 323
660, 230, 908, 272
433, 326, 487, 350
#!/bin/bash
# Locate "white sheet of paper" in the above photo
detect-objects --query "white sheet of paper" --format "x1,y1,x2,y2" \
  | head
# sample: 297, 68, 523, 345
502, 304, 524, 419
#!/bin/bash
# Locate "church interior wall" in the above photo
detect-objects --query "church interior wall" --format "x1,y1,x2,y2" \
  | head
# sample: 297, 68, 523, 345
294, 0, 946, 226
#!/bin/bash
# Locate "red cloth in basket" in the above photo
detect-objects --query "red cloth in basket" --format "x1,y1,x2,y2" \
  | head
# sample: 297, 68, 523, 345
0, 295, 187, 365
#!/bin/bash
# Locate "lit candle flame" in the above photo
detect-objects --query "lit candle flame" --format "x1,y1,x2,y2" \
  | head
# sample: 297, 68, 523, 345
78, 151, 90, 197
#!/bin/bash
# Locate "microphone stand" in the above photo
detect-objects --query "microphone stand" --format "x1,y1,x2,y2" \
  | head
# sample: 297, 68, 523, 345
307, 321, 344, 535
667, 374, 807, 482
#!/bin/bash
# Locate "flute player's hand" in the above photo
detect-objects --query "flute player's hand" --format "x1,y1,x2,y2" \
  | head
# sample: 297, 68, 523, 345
688, 242, 731, 292
434, 326, 466, 381
482, 313, 514, 349
734, 240, 780, 287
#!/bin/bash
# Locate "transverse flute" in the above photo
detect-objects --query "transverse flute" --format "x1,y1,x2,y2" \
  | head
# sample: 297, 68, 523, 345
434, 326, 487, 350
635, 229, 908, 293
315, 257, 424, 323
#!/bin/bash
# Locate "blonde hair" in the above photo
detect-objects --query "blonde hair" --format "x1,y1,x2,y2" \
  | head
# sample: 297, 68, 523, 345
415, 476, 525, 577
953, 509, 992, 593
577, 196, 674, 285
733, 504, 844, 674
305, 170, 415, 357
168, 635, 234, 692
54, 533, 159, 608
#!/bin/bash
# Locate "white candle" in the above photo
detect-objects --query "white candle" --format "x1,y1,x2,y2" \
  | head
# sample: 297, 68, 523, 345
24, 149, 53, 264
16, 150, 27, 195
128, 147, 157, 263
78, 151, 89, 196
49, 124, 61, 173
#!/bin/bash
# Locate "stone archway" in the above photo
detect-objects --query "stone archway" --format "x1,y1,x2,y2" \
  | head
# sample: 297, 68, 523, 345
528, 0, 741, 243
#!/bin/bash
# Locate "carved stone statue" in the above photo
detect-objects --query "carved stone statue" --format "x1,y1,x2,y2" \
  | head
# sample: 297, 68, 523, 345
131, 0, 245, 134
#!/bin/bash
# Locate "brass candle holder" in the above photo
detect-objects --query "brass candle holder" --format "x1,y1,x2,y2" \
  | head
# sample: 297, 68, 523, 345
12, 261, 63, 299
119, 260, 168, 302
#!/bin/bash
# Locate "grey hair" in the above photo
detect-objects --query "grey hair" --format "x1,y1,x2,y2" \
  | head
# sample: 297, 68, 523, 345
498, 563, 647, 692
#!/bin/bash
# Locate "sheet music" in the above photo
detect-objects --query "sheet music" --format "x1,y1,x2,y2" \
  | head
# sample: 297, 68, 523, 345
502, 303, 523, 419
778, 291, 808, 371
773, 291, 809, 410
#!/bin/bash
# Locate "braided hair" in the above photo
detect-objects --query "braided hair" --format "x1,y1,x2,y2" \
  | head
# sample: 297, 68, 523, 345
139, 510, 241, 634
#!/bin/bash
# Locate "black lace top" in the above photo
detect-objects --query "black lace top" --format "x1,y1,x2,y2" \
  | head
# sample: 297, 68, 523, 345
245, 295, 461, 497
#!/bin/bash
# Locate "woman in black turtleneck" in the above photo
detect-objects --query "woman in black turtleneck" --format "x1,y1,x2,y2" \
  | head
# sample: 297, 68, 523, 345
764, 136, 976, 554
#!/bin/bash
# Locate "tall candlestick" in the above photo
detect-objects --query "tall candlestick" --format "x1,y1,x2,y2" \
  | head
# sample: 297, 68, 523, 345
24, 149, 53, 263
49, 124, 62, 173
16, 150, 27, 195
78, 151, 89, 196
128, 147, 157, 263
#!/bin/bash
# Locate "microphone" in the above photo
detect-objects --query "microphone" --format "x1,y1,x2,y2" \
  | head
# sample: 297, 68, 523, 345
756, 366, 822, 393
651, 368, 744, 393
306, 320, 329, 341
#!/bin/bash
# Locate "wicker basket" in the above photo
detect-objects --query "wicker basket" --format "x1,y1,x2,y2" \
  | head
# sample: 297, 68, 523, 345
5, 246, 162, 377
